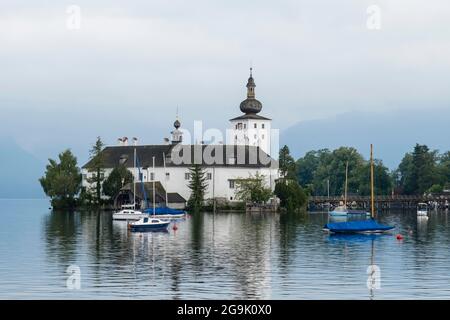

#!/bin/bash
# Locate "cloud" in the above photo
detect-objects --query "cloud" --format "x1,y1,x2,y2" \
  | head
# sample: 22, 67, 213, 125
0, 0, 449, 162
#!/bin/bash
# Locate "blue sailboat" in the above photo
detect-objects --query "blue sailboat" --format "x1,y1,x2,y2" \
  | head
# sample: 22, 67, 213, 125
129, 156, 170, 232
137, 154, 186, 219
323, 145, 394, 234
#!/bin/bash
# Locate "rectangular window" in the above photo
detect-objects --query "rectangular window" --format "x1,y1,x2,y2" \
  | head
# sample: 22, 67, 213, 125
166, 172, 170, 180
262, 134, 265, 139
207, 173, 212, 180
229, 180, 235, 189
254, 123, 257, 128
150, 172, 155, 181
262, 124, 265, 129
244, 124, 246, 129
185, 173, 190, 180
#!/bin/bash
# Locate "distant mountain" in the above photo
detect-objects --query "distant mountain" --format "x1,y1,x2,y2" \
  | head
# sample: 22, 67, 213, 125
281, 109, 450, 169
0, 138, 45, 198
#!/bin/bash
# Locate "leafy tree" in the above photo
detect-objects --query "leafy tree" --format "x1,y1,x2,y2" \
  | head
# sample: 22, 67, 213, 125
395, 153, 414, 194
437, 151, 450, 189
396, 144, 439, 195
187, 164, 208, 212
86, 137, 105, 204
427, 184, 443, 194
102, 165, 134, 199
352, 160, 392, 196
279, 145, 297, 179
39, 149, 81, 208
235, 172, 273, 203
274, 179, 307, 211
412, 144, 438, 194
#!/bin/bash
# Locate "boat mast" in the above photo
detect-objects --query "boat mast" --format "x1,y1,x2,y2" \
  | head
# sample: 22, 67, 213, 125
152, 156, 156, 216
344, 161, 348, 209
163, 152, 168, 207
134, 147, 136, 210
370, 144, 375, 219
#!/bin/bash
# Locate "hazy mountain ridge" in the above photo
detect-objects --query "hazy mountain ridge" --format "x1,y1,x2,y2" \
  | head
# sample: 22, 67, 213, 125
0, 138, 45, 198
281, 109, 450, 169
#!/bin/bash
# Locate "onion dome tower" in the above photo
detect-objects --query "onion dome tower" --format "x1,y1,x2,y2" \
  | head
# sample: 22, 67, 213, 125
171, 117, 183, 144
229, 68, 272, 156
239, 68, 263, 114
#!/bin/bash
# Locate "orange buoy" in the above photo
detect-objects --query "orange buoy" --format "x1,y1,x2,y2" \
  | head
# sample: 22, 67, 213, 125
396, 234, 404, 240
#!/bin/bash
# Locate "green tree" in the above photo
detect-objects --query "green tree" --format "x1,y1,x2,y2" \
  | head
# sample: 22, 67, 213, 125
311, 147, 364, 196
395, 153, 414, 194
235, 173, 273, 203
437, 151, 450, 189
274, 179, 307, 211
352, 160, 392, 196
39, 149, 81, 208
102, 165, 134, 199
279, 145, 297, 179
86, 137, 105, 204
187, 164, 208, 212
396, 144, 439, 194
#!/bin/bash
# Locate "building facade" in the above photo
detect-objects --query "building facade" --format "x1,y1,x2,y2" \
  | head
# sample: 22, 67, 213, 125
81, 70, 279, 206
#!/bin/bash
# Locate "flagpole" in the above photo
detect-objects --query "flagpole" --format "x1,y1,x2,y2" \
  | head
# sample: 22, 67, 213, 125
153, 156, 156, 216
163, 152, 168, 208
371, 144, 375, 219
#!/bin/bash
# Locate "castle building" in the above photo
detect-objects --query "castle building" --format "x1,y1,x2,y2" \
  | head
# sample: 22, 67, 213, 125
228, 68, 272, 155
81, 70, 279, 208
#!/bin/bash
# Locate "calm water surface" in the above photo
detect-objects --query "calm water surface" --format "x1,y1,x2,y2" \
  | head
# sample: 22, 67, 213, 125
1, 199, 450, 299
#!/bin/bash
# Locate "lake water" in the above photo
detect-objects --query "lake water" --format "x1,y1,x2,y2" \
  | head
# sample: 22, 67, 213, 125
1, 199, 450, 299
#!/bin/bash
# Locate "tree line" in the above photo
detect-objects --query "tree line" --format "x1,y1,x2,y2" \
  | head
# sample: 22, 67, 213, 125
296, 144, 450, 197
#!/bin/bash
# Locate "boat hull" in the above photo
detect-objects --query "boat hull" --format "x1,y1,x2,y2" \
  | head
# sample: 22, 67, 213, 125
323, 220, 395, 234
130, 222, 170, 232
329, 210, 371, 217
112, 213, 146, 221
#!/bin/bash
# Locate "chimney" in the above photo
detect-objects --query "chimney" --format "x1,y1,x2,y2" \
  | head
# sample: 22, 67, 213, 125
133, 137, 138, 146
123, 137, 128, 146
117, 138, 123, 146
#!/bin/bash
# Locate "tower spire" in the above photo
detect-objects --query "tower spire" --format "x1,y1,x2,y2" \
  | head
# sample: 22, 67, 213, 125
246, 67, 256, 99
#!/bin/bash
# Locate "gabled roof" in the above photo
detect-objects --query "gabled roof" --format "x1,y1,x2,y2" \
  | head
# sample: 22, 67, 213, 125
230, 114, 271, 121
82, 144, 277, 169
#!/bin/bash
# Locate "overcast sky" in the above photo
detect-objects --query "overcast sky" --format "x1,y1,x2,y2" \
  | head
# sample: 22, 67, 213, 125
1, 0, 450, 163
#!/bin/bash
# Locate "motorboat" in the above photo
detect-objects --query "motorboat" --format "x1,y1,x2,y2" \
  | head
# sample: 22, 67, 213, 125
417, 202, 428, 216
113, 208, 146, 221
129, 216, 170, 232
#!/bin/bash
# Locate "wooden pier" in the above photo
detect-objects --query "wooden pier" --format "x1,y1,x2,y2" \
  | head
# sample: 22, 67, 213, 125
309, 194, 450, 210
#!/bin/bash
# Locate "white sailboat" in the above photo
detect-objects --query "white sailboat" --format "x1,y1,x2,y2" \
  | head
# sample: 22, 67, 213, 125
129, 156, 170, 231
329, 161, 370, 217
113, 148, 146, 221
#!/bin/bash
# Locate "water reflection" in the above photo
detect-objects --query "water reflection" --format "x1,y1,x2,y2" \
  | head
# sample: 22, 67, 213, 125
25, 205, 450, 298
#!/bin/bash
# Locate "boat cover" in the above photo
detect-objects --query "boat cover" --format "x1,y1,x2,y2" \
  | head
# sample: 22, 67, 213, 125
143, 207, 185, 215
324, 219, 394, 233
